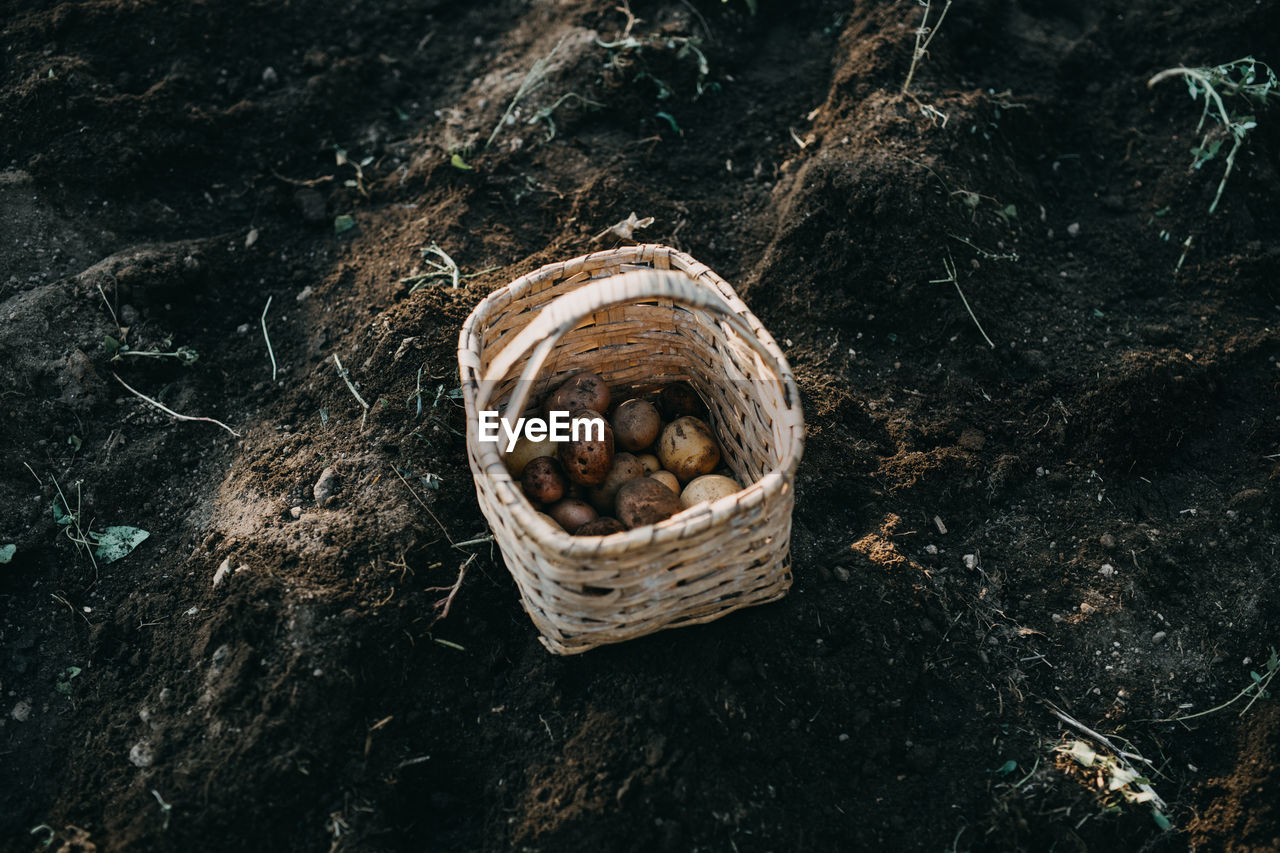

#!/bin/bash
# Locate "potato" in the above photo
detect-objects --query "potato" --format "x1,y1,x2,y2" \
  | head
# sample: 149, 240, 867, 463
656, 416, 720, 483
545, 371, 609, 415
503, 433, 557, 477
659, 381, 706, 420
575, 517, 627, 537
522, 456, 567, 505
547, 498, 598, 533
649, 470, 679, 494
587, 452, 646, 513
680, 474, 740, 509
636, 453, 661, 474
611, 399, 661, 452
616, 478, 682, 529
559, 409, 614, 485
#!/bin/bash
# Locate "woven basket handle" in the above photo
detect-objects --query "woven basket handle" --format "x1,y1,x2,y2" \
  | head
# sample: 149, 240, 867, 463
476, 268, 790, 418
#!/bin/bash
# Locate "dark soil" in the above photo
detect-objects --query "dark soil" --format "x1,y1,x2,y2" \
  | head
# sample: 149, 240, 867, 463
3, 0, 1279, 850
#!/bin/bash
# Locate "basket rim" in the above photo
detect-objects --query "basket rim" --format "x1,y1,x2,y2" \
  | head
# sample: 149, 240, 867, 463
457, 244, 804, 559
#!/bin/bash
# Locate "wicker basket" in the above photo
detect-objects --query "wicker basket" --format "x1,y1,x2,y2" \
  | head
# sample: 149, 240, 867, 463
457, 244, 804, 654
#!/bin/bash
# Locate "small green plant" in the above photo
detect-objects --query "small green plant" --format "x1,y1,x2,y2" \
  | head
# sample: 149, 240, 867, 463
930, 251, 996, 349
334, 144, 373, 196
51, 476, 150, 573
102, 335, 199, 366
1161, 647, 1278, 722
902, 0, 952, 95
1148, 57, 1278, 213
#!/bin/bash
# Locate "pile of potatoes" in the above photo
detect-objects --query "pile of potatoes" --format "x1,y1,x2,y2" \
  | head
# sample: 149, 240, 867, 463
503, 372, 743, 535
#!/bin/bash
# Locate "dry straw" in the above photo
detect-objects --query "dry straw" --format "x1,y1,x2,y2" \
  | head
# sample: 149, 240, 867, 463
458, 244, 804, 654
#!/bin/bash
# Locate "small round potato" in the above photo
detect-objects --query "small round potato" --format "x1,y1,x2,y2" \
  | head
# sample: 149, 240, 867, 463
545, 371, 609, 416
504, 433, 558, 477
611, 399, 661, 452
575, 517, 627, 537
649, 470, 680, 494
558, 409, 614, 485
679, 474, 740, 509
588, 452, 646, 513
616, 478, 683, 529
659, 381, 706, 420
656, 416, 720, 483
547, 498, 598, 533
522, 456, 567, 505
635, 453, 661, 474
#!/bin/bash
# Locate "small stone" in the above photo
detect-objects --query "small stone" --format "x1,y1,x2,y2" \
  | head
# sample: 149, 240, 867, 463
10, 699, 32, 722
963, 554, 978, 570
236, 322, 251, 334
924, 544, 938, 555
261, 66, 279, 85
1051, 613, 1064, 623
833, 566, 850, 582
295, 285, 314, 302
245, 228, 259, 248
1099, 563, 1115, 578
212, 558, 231, 588
290, 506, 302, 519
129, 741, 154, 768
313, 467, 339, 504
1067, 222, 1080, 237
1100, 533, 1117, 550
1080, 601, 1096, 614
119, 303, 140, 325
1152, 631, 1168, 645
838, 733, 850, 743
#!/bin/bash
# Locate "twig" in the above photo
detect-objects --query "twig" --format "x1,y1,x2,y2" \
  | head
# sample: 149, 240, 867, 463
485, 36, 567, 152
390, 465, 456, 546
96, 283, 123, 335
1042, 699, 1167, 810
260, 295, 278, 381
113, 373, 240, 437
902, 0, 953, 95
930, 252, 996, 348
332, 354, 370, 429
425, 553, 476, 624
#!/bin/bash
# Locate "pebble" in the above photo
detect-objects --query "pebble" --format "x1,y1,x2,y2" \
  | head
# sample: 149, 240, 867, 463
1067, 222, 1081, 237
313, 467, 339, 504
290, 506, 302, 519
261, 66, 279, 86
212, 558, 231, 588
833, 566, 850, 582
838, 733, 850, 743
129, 741, 154, 768
1099, 563, 1115, 578
1152, 631, 1168, 645
924, 544, 938, 555
10, 699, 32, 722
963, 554, 978, 570
1080, 601, 1096, 614
1100, 533, 1117, 550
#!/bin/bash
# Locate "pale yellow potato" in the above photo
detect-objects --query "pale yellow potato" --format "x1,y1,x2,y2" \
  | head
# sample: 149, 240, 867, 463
649, 470, 679, 494
656, 416, 720, 482
636, 453, 662, 474
503, 433, 558, 477
679, 474, 740, 509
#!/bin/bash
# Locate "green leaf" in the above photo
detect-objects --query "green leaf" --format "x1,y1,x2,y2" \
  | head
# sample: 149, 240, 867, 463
333, 214, 356, 234
68, 434, 82, 451
55, 666, 82, 695
1002, 204, 1018, 219
103, 335, 121, 355
91, 526, 150, 564
995, 760, 1017, 776
1152, 809, 1173, 831
52, 495, 72, 525
655, 111, 681, 134
450, 152, 474, 171
0, 544, 15, 564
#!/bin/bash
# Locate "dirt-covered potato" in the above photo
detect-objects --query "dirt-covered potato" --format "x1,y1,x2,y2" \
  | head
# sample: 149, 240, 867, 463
635, 453, 661, 474
679, 474, 740, 509
616, 478, 683, 529
656, 416, 720, 482
521, 456, 567, 505
610, 399, 661, 452
545, 371, 609, 415
547, 498, 598, 533
558, 408, 614, 485
503, 433, 557, 477
575, 517, 627, 536
587, 452, 645, 513
659, 381, 706, 420
649, 470, 679, 494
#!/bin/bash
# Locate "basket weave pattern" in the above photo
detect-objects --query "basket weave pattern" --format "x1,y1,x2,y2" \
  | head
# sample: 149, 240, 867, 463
458, 244, 804, 654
